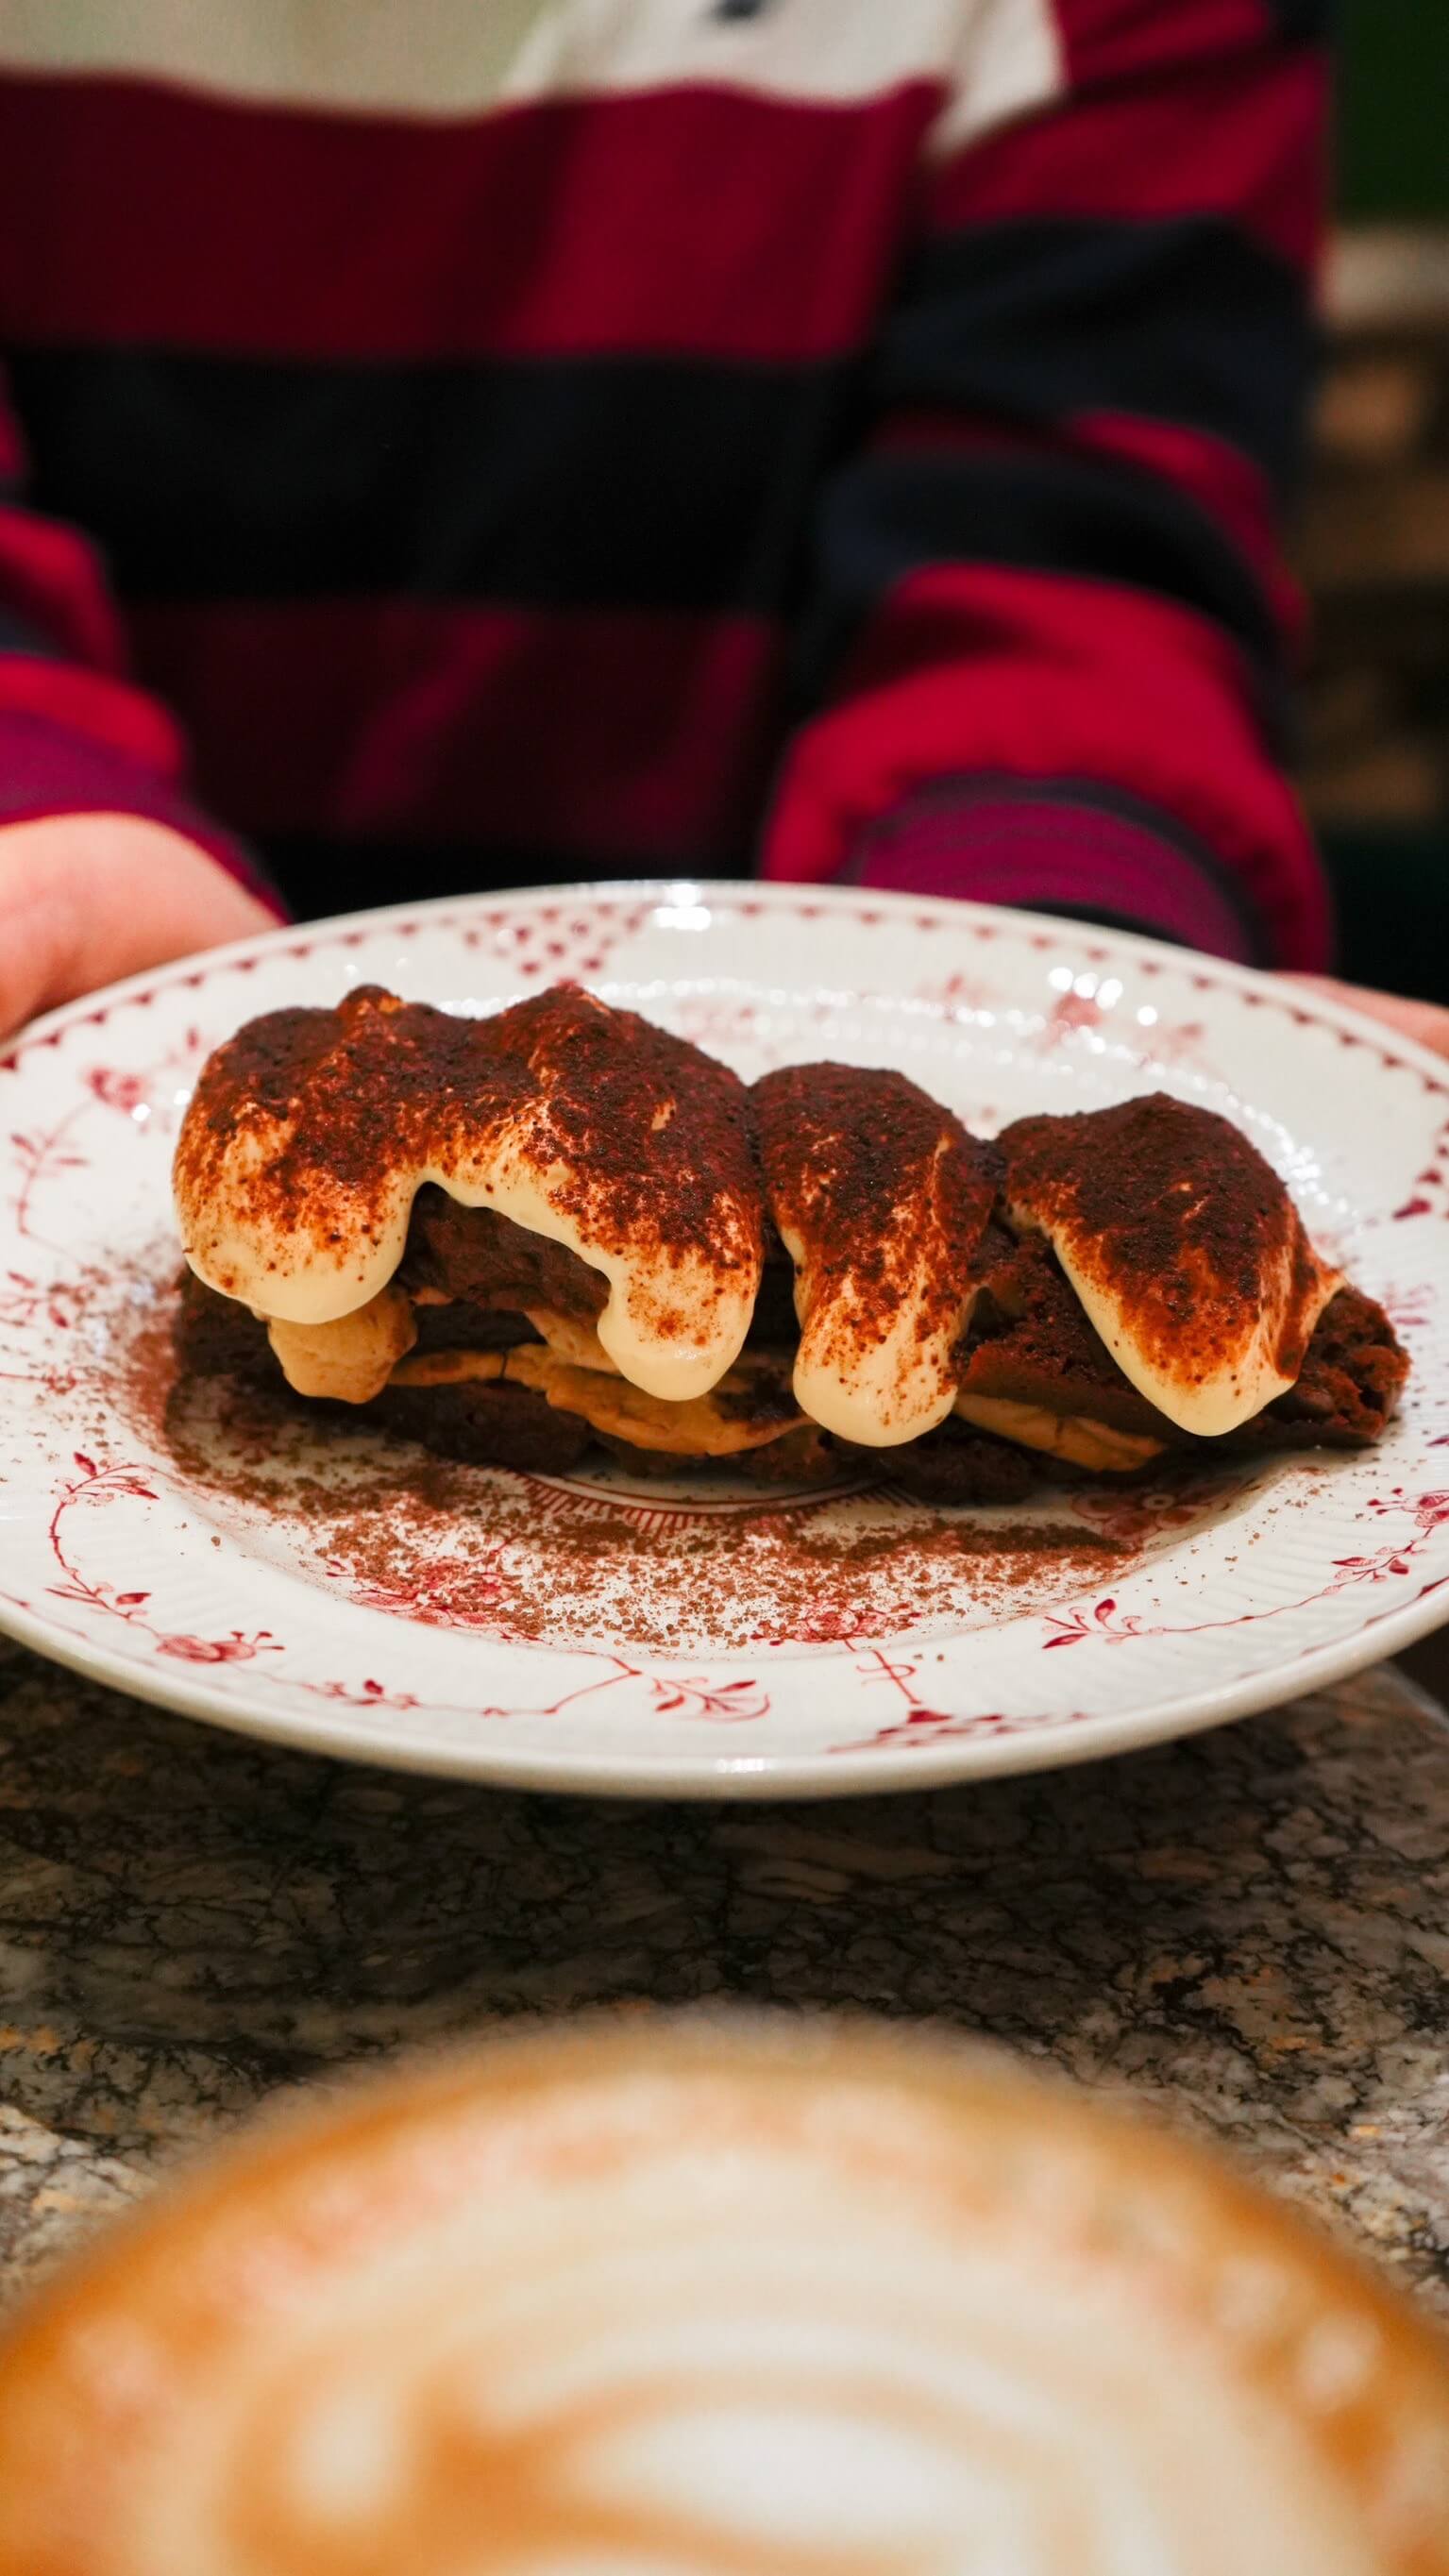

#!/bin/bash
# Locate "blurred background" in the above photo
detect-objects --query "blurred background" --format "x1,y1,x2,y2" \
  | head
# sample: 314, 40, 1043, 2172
1306, 8, 1449, 1002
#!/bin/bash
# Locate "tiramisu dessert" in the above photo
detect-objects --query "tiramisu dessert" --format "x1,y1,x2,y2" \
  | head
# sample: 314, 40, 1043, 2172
173, 984, 1407, 1495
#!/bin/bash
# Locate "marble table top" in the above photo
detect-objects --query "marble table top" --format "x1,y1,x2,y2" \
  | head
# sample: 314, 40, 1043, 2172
1, 1639, 1447, 2322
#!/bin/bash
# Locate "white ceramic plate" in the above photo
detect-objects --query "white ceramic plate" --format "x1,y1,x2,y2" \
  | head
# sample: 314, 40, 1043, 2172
1, 883, 1446, 1798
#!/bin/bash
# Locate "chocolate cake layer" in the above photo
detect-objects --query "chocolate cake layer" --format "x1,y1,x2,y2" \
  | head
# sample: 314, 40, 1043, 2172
595, 1423, 842, 1486
173, 1277, 851, 1484
962, 1230, 1185, 1443
962, 1234, 1406, 1456
175, 1270, 280, 1385
400, 1187, 606, 1322
373, 1377, 593, 1473
175, 1226, 1407, 1490
879, 1419, 1039, 1506
1239, 1287, 1408, 1451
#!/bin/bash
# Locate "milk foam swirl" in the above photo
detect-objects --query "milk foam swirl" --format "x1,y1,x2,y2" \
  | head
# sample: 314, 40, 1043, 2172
1, 2028, 1446, 2575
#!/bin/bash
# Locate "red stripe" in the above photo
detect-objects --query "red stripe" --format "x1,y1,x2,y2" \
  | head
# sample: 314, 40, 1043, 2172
126, 600, 785, 855
878, 408, 1306, 650
0, 76, 934, 362
1070, 413, 1306, 650
761, 563, 1329, 968
1053, 0, 1297, 88
0, 401, 24, 481
927, 47, 1327, 271
0, 654, 182, 774
0, 709, 283, 911
0, 505, 131, 671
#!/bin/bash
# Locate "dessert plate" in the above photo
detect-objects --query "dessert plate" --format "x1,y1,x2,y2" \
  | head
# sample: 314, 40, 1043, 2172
1, 883, 1446, 1798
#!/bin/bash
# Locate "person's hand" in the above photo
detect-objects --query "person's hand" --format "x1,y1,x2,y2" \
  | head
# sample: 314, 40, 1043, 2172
1289, 975, 1449, 1063
0, 815, 275, 1041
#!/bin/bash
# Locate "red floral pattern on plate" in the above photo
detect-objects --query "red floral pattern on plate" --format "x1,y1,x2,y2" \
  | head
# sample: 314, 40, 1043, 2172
8, 1029, 210, 1252
44, 1456, 279, 1668
32, 1456, 775, 1728
1390, 1115, 1449, 1223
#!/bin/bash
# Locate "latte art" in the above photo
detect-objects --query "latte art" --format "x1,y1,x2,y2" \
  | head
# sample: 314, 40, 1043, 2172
1, 2026, 1447, 2575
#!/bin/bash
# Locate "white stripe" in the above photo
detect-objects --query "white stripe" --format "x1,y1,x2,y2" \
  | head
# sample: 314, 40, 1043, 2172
935, 0, 1064, 153
0, 0, 1062, 139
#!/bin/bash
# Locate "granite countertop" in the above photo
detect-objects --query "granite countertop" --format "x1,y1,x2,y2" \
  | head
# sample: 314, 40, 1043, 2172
1, 1638, 1447, 2320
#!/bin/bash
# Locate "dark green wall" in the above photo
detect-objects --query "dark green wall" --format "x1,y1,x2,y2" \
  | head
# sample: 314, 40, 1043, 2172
1339, 8, 1449, 220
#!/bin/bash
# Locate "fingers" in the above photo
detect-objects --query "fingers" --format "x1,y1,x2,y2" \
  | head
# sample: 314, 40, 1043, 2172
0, 817, 275, 1040
0, 855, 70, 1040
1289, 974, 1449, 1063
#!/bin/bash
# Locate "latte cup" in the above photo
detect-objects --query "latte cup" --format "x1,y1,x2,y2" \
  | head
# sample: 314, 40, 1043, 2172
0, 2015, 1446, 2573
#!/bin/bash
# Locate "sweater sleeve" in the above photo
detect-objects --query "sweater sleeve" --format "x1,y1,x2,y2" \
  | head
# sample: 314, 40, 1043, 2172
760, 0, 1331, 968
0, 371, 280, 911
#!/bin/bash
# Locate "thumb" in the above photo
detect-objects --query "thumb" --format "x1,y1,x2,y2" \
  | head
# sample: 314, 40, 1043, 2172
0, 817, 275, 1040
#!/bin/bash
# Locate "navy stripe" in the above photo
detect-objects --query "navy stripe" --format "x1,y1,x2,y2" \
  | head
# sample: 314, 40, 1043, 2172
800, 448, 1287, 710
887, 220, 1314, 496
843, 772, 1271, 961
1263, 0, 1331, 37
7, 348, 855, 611
0, 607, 61, 658
1027, 776, 1271, 945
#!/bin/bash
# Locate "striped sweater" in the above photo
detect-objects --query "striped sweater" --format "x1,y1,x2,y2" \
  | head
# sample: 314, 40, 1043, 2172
0, 0, 1330, 963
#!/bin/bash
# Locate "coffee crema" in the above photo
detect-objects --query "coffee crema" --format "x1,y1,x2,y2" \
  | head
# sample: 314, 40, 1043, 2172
0, 2020, 1446, 2575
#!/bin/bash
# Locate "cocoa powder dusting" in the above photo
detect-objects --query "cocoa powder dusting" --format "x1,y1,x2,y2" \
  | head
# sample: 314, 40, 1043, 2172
1002, 1095, 1329, 1390
962, 1228, 1177, 1437
84, 1250, 1136, 1661
752, 1064, 999, 1372
401, 1192, 607, 1322
175, 983, 762, 1300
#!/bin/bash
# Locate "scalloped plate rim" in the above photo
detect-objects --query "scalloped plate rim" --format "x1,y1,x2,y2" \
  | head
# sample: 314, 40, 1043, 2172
1, 878, 1446, 1800
0, 1571, 1444, 1799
